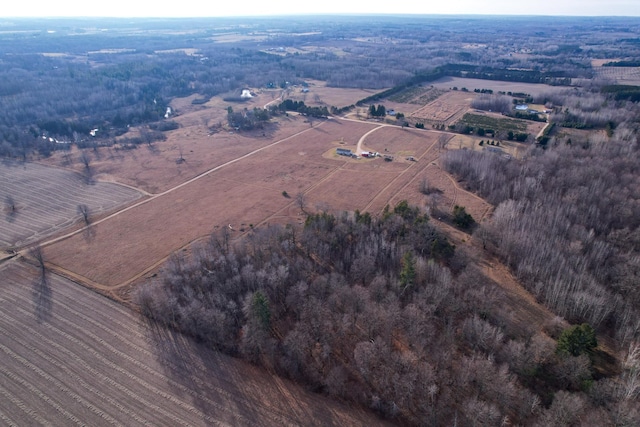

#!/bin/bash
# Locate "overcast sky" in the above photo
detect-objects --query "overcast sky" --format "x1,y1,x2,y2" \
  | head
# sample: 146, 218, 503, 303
1, 0, 639, 18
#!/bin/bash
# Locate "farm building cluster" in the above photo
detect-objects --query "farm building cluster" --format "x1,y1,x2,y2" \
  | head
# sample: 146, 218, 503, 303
336, 148, 381, 159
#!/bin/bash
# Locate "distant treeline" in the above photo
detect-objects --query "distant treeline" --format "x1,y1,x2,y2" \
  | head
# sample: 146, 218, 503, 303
441, 64, 573, 85
278, 100, 330, 117
601, 85, 640, 102
602, 60, 640, 67
354, 63, 573, 110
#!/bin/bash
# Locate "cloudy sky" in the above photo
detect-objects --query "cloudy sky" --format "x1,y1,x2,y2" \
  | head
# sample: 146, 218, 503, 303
1, 0, 638, 17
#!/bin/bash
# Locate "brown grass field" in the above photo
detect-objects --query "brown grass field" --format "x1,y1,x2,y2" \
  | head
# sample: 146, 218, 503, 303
41, 117, 491, 295
0, 87, 569, 426
39, 87, 378, 195
429, 76, 566, 97
282, 79, 385, 108
0, 260, 390, 427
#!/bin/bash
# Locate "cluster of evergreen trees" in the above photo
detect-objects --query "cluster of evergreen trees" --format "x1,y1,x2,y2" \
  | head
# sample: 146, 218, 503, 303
278, 99, 330, 117
368, 104, 386, 117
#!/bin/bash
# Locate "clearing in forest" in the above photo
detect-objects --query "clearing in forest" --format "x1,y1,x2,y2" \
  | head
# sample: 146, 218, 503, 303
429, 76, 566, 97
41, 118, 475, 295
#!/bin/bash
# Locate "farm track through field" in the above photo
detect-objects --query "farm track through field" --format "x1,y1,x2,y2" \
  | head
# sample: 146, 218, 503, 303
69, 121, 383, 292
355, 125, 385, 154
251, 154, 349, 229
439, 167, 494, 221
361, 131, 439, 213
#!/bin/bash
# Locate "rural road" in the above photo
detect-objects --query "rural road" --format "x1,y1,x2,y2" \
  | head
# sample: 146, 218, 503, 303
355, 125, 384, 154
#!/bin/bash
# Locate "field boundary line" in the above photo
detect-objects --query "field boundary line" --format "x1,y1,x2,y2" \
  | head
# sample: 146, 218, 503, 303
361, 131, 440, 213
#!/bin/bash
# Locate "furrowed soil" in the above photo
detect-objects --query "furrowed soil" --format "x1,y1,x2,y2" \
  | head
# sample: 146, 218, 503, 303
0, 260, 391, 427
0, 160, 142, 250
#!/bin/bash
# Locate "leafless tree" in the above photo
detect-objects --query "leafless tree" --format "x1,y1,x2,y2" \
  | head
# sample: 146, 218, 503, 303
534, 391, 586, 427
77, 204, 90, 225
419, 177, 440, 195
79, 150, 92, 182
176, 145, 185, 164
295, 192, 307, 214
438, 133, 449, 151
61, 147, 73, 166
471, 94, 513, 114
462, 315, 504, 354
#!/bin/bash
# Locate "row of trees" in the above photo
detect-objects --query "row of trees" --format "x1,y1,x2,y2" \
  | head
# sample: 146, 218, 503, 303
277, 100, 330, 118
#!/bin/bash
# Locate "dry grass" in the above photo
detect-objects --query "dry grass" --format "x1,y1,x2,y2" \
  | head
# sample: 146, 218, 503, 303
284, 79, 386, 108
41, 118, 478, 292
30, 91, 508, 301
430, 76, 566, 97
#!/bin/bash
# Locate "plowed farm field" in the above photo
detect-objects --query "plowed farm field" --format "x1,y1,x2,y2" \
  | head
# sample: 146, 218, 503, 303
410, 90, 475, 125
0, 161, 142, 250
594, 66, 640, 85
0, 261, 390, 427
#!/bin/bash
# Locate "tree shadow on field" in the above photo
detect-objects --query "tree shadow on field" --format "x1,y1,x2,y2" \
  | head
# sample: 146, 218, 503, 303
31, 274, 52, 324
5, 208, 17, 223
244, 122, 280, 140
146, 143, 160, 155
143, 320, 267, 426
142, 318, 339, 426
82, 225, 96, 243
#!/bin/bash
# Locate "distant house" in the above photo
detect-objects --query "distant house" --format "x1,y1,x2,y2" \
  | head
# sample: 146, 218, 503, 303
515, 104, 528, 111
336, 148, 353, 156
387, 109, 396, 116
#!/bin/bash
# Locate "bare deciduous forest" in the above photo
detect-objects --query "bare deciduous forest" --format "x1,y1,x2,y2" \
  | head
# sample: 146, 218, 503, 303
1, 14, 640, 426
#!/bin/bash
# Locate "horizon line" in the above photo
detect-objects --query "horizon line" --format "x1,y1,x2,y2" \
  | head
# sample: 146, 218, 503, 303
1, 13, 638, 19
